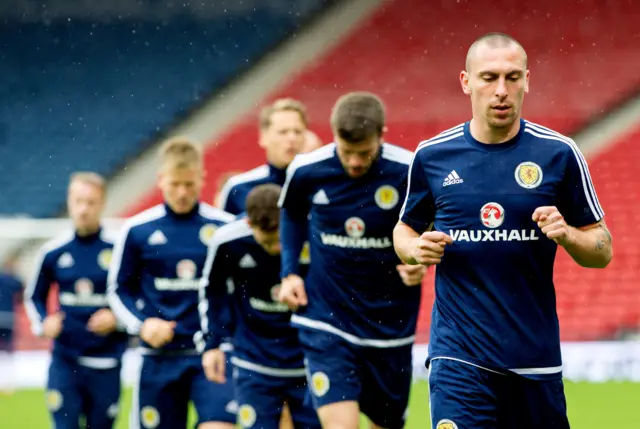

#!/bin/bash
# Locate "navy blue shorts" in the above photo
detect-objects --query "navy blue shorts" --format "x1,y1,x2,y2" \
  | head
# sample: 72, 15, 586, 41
429, 358, 570, 429
46, 354, 122, 429
132, 353, 235, 429
299, 328, 412, 429
233, 364, 320, 429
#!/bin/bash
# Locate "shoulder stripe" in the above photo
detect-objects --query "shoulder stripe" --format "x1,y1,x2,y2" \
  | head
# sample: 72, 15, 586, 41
416, 129, 464, 152
199, 203, 236, 223
217, 165, 270, 209
381, 143, 413, 165
210, 219, 252, 247
523, 126, 603, 220
524, 121, 604, 217
122, 204, 166, 230
279, 144, 335, 207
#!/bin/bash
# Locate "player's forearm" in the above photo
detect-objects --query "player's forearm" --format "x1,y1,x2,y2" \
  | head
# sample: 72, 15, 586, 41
280, 208, 307, 277
562, 223, 613, 269
106, 285, 147, 334
393, 221, 420, 265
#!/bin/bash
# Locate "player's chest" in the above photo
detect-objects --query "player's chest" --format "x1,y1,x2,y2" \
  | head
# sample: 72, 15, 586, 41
309, 178, 404, 236
53, 246, 111, 292
140, 221, 220, 266
430, 151, 562, 224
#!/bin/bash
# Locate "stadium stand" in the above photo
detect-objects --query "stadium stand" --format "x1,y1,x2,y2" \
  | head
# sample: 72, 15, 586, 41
122, 0, 640, 343
6, 0, 640, 348
0, 0, 331, 218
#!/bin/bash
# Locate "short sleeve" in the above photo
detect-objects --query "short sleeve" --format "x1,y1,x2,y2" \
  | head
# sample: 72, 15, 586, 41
558, 144, 605, 228
399, 149, 435, 234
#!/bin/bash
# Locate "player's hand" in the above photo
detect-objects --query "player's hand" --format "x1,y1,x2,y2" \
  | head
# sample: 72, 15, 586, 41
202, 348, 226, 383
532, 206, 573, 246
396, 264, 427, 286
140, 318, 177, 348
42, 312, 65, 339
411, 231, 453, 266
278, 274, 307, 311
87, 308, 117, 336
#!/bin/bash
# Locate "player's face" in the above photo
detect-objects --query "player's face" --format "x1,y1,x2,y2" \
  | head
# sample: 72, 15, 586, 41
67, 180, 104, 234
462, 43, 530, 130
252, 227, 281, 256
260, 110, 306, 169
158, 166, 203, 214
335, 135, 381, 178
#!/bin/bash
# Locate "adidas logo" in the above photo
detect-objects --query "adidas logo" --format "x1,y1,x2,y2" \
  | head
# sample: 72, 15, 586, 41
443, 170, 463, 187
312, 189, 329, 205
148, 230, 167, 245
239, 254, 257, 269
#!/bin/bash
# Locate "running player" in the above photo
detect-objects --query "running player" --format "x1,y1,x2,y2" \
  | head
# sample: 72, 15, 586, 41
393, 32, 612, 429
278, 92, 426, 429
107, 138, 236, 429
24, 172, 128, 429
200, 183, 320, 429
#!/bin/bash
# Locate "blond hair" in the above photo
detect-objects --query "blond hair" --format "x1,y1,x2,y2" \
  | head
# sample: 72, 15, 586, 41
159, 136, 203, 170
69, 171, 106, 194
259, 98, 308, 130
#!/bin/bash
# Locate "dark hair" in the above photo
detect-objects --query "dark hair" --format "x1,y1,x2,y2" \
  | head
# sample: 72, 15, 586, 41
245, 184, 281, 231
330, 92, 385, 143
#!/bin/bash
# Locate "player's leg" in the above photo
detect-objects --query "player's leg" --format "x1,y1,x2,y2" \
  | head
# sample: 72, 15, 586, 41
190, 355, 236, 429
427, 358, 501, 429
131, 355, 189, 429
46, 355, 83, 429
299, 328, 361, 429
283, 375, 322, 429
501, 375, 570, 429
232, 366, 286, 429
279, 402, 294, 429
357, 345, 412, 429
83, 364, 122, 429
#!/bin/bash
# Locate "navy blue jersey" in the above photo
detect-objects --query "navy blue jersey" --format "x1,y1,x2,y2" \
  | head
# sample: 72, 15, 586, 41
218, 164, 287, 215
24, 229, 128, 362
107, 202, 234, 352
0, 273, 21, 330
279, 143, 421, 345
200, 219, 309, 372
400, 119, 605, 380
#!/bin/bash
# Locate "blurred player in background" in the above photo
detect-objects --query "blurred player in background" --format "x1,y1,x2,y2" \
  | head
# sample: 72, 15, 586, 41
200, 184, 320, 429
302, 129, 323, 153
217, 98, 310, 215
24, 172, 128, 429
394, 32, 612, 429
278, 92, 426, 429
107, 138, 236, 429
0, 256, 23, 395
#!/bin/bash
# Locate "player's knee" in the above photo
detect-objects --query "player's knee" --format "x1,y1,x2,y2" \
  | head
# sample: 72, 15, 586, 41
318, 401, 360, 429
197, 422, 235, 429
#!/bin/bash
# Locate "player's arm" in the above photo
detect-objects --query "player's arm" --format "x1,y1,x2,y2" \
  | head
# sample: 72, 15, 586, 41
106, 225, 148, 335
534, 144, 612, 269
394, 149, 451, 266
199, 237, 234, 383
277, 161, 310, 308
23, 248, 61, 338
217, 178, 240, 215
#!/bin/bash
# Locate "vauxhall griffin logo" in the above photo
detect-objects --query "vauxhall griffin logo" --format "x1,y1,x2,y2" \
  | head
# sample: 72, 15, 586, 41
480, 202, 505, 228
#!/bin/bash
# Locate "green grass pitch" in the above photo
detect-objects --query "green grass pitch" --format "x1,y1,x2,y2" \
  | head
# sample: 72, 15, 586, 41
1, 381, 638, 428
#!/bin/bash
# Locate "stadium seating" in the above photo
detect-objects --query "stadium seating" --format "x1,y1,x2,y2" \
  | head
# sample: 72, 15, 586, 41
0, 1, 329, 218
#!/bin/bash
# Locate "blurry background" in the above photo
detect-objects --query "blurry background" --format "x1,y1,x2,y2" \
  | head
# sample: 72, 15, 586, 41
0, 0, 638, 427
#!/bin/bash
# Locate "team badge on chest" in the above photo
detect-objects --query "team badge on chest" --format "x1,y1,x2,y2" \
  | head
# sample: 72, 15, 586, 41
514, 161, 543, 189
199, 224, 218, 245
374, 185, 399, 210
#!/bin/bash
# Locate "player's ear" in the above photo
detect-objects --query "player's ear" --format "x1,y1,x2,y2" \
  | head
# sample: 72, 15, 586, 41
524, 69, 531, 93
460, 70, 472, 96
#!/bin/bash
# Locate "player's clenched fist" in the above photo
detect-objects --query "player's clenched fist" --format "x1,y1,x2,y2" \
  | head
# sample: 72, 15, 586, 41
42, 312, 65, 339
202, 348, 226, 383
87, 308, 117, 336
532, 206, 572, 245
140, 318, 176, 348
278, 274, 308, 311
411, 231, 453, 266
396, 264, 427, 286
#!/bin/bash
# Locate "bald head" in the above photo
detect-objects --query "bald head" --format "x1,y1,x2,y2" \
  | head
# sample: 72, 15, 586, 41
466, 32, 527, 72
